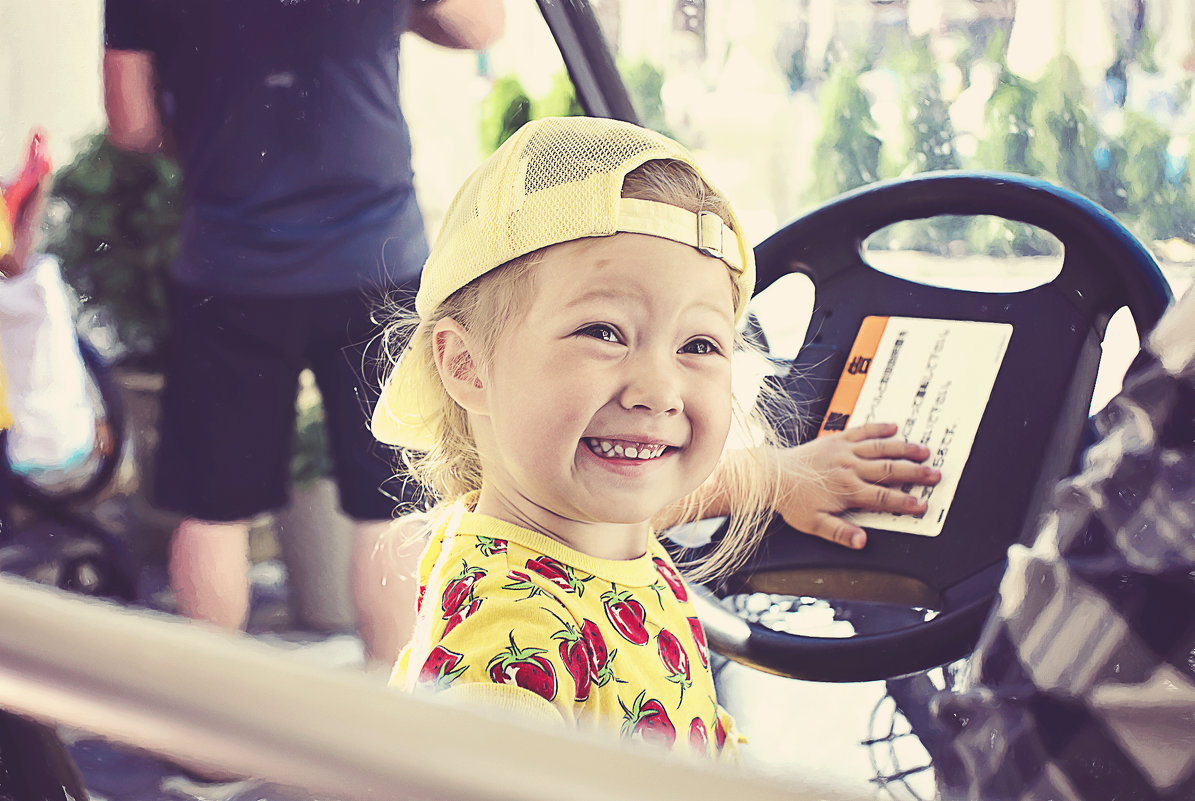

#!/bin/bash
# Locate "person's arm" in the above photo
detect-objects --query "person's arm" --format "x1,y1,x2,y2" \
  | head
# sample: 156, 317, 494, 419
657, 422, 940, 549
102, 49, 165, 154
406, 0, 505, 50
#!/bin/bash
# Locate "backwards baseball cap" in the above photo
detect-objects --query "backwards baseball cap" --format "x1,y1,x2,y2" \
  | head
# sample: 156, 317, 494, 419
371, 115, 756, 450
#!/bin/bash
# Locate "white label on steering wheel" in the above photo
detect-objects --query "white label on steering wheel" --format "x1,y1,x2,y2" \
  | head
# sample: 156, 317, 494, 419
818, 316, 1013, 536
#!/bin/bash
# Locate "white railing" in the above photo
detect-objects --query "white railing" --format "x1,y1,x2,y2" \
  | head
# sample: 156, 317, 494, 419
0, 576, 862, 801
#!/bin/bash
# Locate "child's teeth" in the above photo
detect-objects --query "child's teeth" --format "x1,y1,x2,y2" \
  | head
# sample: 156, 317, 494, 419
587, 439, 665, 460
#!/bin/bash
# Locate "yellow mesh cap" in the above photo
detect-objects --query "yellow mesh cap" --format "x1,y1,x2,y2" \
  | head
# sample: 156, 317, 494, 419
373, 116, 756, 449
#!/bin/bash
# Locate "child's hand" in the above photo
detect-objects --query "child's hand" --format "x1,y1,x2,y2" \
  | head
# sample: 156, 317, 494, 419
776, 422, 940, 550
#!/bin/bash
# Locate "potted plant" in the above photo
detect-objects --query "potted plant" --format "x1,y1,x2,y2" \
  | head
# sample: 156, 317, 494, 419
47, 133, 180, 371
275, 375, 357, 633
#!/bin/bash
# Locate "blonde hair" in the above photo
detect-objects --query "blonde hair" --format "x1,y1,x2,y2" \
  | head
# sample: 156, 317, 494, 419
383, 158, 802, 582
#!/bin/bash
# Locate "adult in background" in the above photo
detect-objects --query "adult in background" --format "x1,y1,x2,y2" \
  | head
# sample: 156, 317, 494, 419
102, 0, 504, 668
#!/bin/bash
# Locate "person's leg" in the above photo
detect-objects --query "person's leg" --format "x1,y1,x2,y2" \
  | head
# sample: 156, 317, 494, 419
170, 517, 252, 630
155, 284, 304, 630
308, 285, 425, 666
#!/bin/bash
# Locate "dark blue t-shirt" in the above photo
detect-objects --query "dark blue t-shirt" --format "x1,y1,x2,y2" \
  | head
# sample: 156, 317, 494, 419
105, 0, 430, 295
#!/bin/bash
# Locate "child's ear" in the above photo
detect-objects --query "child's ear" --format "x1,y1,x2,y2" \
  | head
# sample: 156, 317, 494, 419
432, 318, 489, 414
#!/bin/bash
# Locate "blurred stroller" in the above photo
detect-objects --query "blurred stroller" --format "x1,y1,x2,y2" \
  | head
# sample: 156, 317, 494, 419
0, 130, 135, 605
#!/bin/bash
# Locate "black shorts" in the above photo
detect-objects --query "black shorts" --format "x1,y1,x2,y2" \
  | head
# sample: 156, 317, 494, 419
153, 281, 420, 522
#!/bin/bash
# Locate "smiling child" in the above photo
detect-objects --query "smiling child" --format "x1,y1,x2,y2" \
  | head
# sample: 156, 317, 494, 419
372, 116, 933, 760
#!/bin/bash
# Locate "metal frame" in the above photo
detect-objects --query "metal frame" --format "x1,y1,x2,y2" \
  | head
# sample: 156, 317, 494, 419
0, 576, 864, 801
533, 0, 640, 123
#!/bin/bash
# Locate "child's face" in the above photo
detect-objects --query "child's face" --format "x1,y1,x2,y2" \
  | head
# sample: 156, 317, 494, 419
472, 232, 736, 543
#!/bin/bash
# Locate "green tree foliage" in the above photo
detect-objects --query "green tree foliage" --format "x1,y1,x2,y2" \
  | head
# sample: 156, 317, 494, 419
480, 75, 532, 154
969, 59, 1054, 256
891, 36, 960, 176
535, 70, 586, 120
1115, 111, 1195, 242
973, 65, 1040, 177
47, 134, 181, 368
1030, 55, 1101, 201
811, 58, 883, 202
620, 58, 672, 137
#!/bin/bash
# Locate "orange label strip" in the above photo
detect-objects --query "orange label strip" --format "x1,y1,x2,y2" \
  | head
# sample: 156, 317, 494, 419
817, 315, 889, 438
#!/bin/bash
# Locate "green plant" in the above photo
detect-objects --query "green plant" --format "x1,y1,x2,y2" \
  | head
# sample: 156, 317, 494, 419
480, 75, 532, 154
892, 36, 960, 176
875, 35, 965, 254
810, 57, 884, 203
969, 60, 1054, 256
972, 64, 1040, 177
535, 69, 586, 120
1031, 55, 1101, 202
290, 379, 332, 487
1114, 110, 1195, 243
48, 134, 182, 369
620, 58, 672, 137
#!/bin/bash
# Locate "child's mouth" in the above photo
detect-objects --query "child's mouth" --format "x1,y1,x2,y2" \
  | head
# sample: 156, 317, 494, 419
584, 438, 668, 461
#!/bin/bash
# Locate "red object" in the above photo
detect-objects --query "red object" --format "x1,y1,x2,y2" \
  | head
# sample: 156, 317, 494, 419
552, 625, 593, 702
3, 130, 52, 225
652, 556, 689, 602
601, 587, 649, 645
487, 633, 558, 702
688, 717, 709, 754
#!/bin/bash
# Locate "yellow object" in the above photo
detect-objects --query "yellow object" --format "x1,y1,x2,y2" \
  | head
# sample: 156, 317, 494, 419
0, 337, 11, 431
372, 116, 755, 449
392, 495, 745, 761
0, 195, 14, 261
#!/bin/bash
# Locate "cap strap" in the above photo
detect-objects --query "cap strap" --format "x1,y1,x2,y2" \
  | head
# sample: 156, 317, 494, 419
617, 197, 743, 273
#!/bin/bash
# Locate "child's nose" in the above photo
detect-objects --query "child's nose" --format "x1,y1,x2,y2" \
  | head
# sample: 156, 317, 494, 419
618, 352, 683, 416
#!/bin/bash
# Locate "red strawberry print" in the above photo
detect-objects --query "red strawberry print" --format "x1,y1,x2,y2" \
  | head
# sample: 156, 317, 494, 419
687, 616, 709, 668
551, 623, 593, 702
441, 562, 485, 617
502, 570, 546, 600
525, 556, 588, 595
601, 586, 649, 645
652, 556, 688, 602
442, 597, 482, 637
580, 618, 615, 686
418, 645, 467, 690
714, 714, 727, 751
416, 584, 426, 613
487, 632, 558, 703
476, 536, 507, 557
656, 629, 692, 701
689, 717, 709, 755
619, 691, 676, 748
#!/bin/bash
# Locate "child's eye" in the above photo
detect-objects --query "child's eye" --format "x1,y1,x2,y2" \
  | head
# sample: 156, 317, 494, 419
680, 338, 721, 355
578, 324, 621, 343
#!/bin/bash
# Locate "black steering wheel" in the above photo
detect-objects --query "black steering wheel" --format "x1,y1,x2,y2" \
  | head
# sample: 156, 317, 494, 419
687, 171, 1172, 683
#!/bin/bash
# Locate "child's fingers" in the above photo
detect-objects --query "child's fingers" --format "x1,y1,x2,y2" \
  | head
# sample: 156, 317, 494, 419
841, 422, 899, 443
856, 459, 941, 487
803, 512, 867, 550
853, 484, 928, 516
856, 435, 930, 462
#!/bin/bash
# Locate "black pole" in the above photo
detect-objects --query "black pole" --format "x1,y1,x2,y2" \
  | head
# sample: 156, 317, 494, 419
534, 0, 641, 124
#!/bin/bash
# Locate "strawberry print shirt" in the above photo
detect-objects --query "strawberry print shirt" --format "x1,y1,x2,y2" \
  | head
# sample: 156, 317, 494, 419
391, 494, 744, 762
